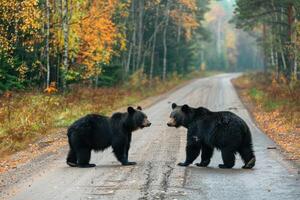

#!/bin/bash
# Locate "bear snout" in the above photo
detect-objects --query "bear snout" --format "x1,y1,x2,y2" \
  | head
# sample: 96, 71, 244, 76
142, 119, 151, 127
167, 118, 176, 127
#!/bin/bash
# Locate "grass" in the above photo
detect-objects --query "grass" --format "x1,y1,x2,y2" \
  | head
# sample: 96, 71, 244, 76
0, 70, 218, 155
249, 87, 264, 102
232, 72, 300, 162
235, 72, 300, 113
248, 87, 288, 112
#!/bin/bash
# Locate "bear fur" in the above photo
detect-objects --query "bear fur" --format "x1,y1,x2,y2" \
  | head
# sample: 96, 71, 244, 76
167, 103, 255, 169
66, 106, 151, 168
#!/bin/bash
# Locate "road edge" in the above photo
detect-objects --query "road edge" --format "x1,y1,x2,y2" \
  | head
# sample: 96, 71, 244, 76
230, 75, 300, 170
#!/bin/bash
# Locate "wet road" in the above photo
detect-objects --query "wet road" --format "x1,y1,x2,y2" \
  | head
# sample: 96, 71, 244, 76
2, 74, 300, 200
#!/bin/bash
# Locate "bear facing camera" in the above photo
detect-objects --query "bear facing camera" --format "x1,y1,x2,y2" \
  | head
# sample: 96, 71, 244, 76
66, 106, 151, 168
167, 103, 256, 169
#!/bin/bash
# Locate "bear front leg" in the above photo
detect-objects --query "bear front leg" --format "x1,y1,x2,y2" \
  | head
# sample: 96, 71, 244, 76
178, 144, 201, 167
219, 148, 235, 169
112, 139, 136, 166
196, 144, 214, 167
77, 148, 96, 168
125, 133, 136, 165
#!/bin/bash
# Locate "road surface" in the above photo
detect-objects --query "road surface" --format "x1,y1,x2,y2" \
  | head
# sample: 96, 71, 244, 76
1, 74, 299, 200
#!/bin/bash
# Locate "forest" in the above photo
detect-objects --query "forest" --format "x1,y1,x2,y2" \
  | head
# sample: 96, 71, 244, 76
233, 0, 300, 82
0, 0, 211, 92
0, 0, 299, 154
1, 0, 299, 92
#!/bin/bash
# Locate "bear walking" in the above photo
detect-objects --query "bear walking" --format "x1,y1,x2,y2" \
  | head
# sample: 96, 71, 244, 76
66, 106, 151, 168
167, 103, 255, 169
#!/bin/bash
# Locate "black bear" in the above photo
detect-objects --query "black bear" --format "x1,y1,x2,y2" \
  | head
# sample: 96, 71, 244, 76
167, 103, 255, 169
66, 106, 151, 167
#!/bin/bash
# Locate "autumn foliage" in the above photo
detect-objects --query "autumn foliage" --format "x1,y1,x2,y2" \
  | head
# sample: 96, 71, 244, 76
0, 0, 205, 93
76, 0, 123, 78
233, 73, 300, 162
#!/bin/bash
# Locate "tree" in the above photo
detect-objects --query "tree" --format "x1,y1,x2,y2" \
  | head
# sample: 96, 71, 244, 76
233, 0, 300, 82
0, 0, 42, 92
0, 0, 211, 92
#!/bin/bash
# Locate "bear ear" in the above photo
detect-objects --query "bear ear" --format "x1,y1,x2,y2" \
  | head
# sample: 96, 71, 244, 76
182, 104, 190, 113
171, 103, 177, 109
137, 106, 142, 110
127, 106, 135, 114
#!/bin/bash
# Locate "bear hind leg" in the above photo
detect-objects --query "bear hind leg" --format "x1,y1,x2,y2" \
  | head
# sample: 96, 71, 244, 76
77, 148, 95, 168
239, 147, 255, 169
219, 149, 235, 169
196, 145, 214, 167
66, 148, 77, 167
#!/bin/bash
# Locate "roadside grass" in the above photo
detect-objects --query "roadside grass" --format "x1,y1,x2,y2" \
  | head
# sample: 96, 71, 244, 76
232, 72, 300, 161
0, 70, 218, 155
248, 87, 289, 112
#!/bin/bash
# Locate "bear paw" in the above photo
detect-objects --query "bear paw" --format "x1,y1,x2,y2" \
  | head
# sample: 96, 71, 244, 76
195, 161, 209, 167
242, 157, 255, 169
78, 164, 96, 168
177, 162, 190, 167
218, 164, 233, 169
122, 161, 137, 166
67, 161, 77, 167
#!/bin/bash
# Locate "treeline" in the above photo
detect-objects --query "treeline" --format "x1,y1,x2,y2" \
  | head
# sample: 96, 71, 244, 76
0, 0, 210, 92
233, 0, 300, 82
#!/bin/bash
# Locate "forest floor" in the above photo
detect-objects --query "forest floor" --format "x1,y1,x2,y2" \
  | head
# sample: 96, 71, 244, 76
0, 70, 219, 174
232, 73, 300, 166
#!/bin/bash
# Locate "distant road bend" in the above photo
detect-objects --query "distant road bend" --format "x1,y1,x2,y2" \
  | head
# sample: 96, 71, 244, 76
1, 73, 299, 200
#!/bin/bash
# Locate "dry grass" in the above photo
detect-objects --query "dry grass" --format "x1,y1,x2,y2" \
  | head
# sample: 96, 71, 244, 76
0, 70, 216, 156
232, 73, 300, 162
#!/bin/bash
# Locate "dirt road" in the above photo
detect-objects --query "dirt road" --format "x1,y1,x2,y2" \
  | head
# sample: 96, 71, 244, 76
1, 74, 299, 200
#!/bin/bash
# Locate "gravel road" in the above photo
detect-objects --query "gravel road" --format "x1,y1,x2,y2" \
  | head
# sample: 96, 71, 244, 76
1, 73, 299, 200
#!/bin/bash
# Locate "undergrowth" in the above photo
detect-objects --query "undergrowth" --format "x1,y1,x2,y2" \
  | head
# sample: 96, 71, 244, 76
242, 73, 299, 114
232, 72, 300, 161
0, 70, 216, 155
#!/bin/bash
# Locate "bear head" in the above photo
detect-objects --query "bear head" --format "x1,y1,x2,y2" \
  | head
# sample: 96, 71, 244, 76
167, 103, 210, 128
167, 103, 193, 128
126, 106, 151, 131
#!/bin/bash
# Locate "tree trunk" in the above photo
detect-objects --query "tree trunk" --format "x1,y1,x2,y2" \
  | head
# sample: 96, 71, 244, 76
162, 0, 170, 81
131, 0, 138, 72
150, 6, 159, 80
136, 0, 144, 70
275, 51, 279, 81
174, 4, 182, 73
217, 19, 221, 55
292, 5, 297, 81
125, 42, 133, 74
270, 40, 275, 68
141, 51, 146, 71
287, 3, 294, 80
271, 0, 280, 81
46, 0, 50, 88
125, 1, 136, 75
262, 24, 268, 73
293, 14, 298, 81
280, 41, 288, 72
294, 48, 298, 80
62, 0, 69, 90
200, 43, 205, 70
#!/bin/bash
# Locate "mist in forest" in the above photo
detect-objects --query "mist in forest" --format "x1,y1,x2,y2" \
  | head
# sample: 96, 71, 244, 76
200, 0, 264, 72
